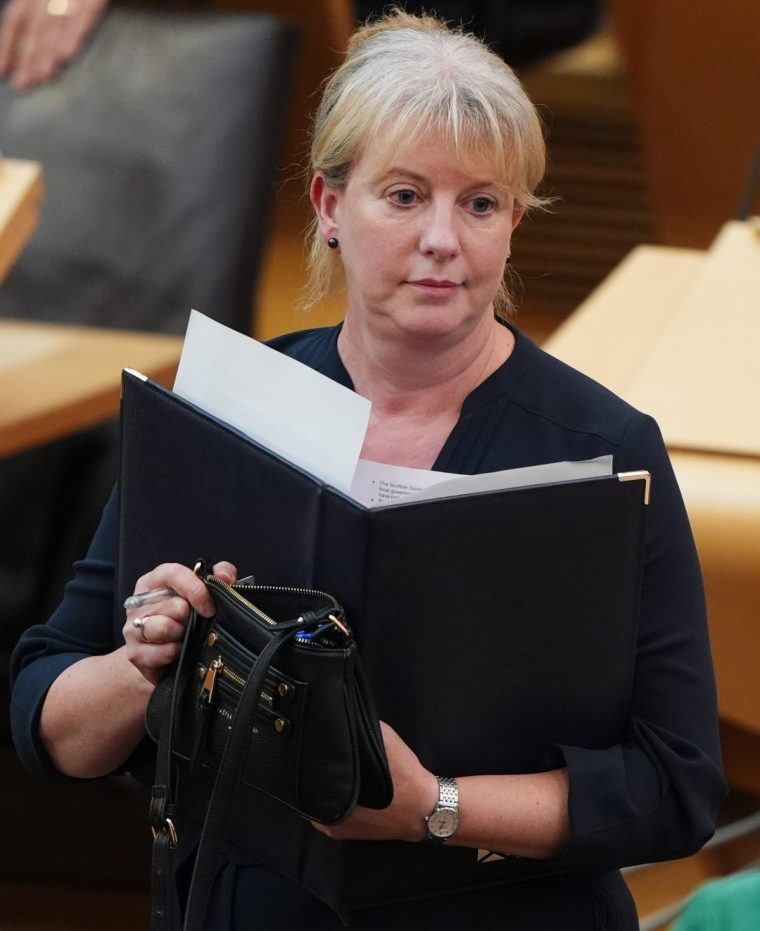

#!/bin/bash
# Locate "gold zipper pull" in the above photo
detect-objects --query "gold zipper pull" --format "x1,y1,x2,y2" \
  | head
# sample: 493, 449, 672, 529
199, 657, 223, 705
191, 656, 221, 772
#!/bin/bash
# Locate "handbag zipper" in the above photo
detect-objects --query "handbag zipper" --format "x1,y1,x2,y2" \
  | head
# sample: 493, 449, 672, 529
220, 661, 278, 707
199, 657, 280, 708
220, 662, 245, 688
204, 572, 347, 634
205, 576, 277, 626
199, 657, 223, 706
192, 657, 284, 769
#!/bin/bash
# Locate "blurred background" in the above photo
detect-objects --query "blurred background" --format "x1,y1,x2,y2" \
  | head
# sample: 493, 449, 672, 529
1, 1, 759, 928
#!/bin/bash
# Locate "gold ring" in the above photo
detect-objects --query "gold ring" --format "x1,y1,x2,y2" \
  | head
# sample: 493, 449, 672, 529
46, 0, 72, 16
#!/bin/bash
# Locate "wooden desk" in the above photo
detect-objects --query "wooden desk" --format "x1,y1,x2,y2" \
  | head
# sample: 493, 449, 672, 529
0, 319, 182, 458
543, 238, 760, 785
0, 159, 43, 284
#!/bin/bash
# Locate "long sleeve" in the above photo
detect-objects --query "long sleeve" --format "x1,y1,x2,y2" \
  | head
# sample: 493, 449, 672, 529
555, 413, 726, 868
9, 488, 119, 775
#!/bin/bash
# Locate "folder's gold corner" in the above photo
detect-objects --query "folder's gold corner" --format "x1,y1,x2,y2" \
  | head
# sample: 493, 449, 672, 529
477, 849, 507, 863
618, 470, 651, 505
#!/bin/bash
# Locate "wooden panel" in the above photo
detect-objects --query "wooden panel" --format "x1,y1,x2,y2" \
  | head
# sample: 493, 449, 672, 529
0, 159, 43, 284
609, 0, 760, 248
722, 722, 760, 799
545, 224, 760, 457
626, 222, 760, 456
625, 854, 718, 923
543, 244, 703, 394
0, 319, 182, 457
672, 454, 760, 735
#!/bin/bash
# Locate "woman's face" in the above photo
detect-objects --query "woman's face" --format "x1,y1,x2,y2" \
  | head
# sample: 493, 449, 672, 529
312, 137, 523, 342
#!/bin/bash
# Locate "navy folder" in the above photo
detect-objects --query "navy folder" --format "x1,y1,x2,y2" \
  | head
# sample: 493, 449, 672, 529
118, 369, 650, 908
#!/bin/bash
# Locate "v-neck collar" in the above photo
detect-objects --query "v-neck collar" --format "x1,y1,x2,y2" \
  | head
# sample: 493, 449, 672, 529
310, 320, 537, 474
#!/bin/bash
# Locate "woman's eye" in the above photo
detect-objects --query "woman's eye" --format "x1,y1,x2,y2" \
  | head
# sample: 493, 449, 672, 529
389, 189, 418, 206
470, 196, 496, 214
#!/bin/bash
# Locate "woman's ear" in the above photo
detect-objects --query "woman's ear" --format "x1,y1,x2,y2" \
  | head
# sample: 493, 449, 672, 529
511, 204, 526, 233
310, 173, 341, 242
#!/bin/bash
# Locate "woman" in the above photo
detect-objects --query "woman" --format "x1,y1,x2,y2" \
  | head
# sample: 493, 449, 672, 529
11, 9, 726, 929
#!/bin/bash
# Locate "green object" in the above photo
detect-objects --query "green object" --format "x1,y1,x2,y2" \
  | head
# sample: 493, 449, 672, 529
673, 870, 760, 931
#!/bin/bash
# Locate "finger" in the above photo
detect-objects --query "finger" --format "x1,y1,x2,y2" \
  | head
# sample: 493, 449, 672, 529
122, 614, 182, 650
132, 563, 216, 618
212, 561, 238, 584
21, 52, 58, 87
125, 595, 191, 626
0, 1, 27, 74
136, 614, 187, 645
122, 617, 183, 685
129, 641, 182, 681
144, 641, 182, 667
14, 12, 68, 88
39, 17, 89, 80
57, 19, 87, 60
379, 720, 397, 742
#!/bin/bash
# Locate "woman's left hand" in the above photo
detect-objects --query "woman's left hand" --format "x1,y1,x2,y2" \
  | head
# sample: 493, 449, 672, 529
311, 722, 439, 842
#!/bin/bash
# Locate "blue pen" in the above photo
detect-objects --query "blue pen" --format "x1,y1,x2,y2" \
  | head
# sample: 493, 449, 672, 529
294, 620, 337, 643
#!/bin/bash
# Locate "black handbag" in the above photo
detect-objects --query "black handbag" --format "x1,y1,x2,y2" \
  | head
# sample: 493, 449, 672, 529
146, 560, 393, 931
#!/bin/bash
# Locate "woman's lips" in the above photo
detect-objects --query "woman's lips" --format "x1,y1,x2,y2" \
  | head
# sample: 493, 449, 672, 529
408, 278, 461, 294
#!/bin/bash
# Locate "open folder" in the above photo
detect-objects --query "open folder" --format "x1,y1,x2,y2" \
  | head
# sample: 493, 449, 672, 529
119, 369, 651, 908
118, 369, 649, 781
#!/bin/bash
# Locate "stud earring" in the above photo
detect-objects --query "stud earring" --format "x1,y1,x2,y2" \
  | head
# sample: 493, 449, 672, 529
506, 254, 512, 265
327, 237, 339, 250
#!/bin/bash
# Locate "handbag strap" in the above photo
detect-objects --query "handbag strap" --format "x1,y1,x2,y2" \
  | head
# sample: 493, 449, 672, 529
150, 607, 202, 931
181, 618, 306, 931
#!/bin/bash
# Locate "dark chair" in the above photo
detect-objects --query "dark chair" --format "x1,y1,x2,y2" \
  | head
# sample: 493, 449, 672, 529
0, 6, 297, 334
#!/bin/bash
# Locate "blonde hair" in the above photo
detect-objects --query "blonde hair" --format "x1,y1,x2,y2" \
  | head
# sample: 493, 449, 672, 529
306, 8, 547, 316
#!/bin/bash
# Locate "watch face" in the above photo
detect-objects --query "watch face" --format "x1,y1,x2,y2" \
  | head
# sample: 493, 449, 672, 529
428, 807, 459, 838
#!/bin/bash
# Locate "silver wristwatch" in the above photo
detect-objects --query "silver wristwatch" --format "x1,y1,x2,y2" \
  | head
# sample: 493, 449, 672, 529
424, 776, 459, 842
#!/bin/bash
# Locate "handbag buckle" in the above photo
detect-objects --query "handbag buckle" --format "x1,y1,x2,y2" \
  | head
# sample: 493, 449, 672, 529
151, 818, 178, 847
329, 613, 351, 637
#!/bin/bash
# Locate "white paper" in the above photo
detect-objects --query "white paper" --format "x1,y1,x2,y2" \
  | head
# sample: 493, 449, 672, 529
350, 455, 613, 508
349, 460, 454, 506
172, 312, 612, 507
173, 311, 371, 494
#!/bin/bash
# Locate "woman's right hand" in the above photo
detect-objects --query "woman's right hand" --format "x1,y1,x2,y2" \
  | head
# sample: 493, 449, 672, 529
39, 559, 235, 778
123, 560, 237, 685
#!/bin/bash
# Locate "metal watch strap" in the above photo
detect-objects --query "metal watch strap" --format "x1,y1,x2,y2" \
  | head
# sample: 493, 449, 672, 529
425, 775, 459, 842
437, 776, 458, 809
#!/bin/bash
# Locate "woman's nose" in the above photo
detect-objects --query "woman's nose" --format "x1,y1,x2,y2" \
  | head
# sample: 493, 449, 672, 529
419, 203, 460, 259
